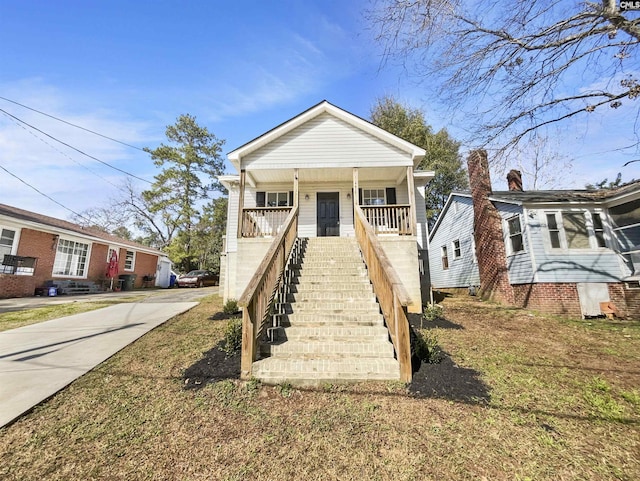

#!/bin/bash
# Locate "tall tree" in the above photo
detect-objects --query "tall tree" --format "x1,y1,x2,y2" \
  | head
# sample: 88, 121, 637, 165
369, 0, 640, 167
370, 96, 467, 226
143, 114, 225, 271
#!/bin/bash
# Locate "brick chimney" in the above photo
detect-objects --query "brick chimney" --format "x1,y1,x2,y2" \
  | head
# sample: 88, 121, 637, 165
467, 150, 514, 304
507, 169, 523, 191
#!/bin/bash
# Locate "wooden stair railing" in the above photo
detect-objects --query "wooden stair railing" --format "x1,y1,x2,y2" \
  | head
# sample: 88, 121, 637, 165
354, 205, 413, 382
239, 206, 299, 379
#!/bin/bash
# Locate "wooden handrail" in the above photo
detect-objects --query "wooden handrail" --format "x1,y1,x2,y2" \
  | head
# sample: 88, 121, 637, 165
241, 207, 292, 237
354, 205, 413, 382
238, 206, 299, 379
360, 204, 413, 235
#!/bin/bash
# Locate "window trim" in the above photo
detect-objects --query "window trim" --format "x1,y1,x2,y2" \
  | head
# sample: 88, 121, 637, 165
0, 227, 20, 274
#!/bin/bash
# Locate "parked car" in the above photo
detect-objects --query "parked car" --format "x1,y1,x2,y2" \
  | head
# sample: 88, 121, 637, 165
176, 270, 219, 288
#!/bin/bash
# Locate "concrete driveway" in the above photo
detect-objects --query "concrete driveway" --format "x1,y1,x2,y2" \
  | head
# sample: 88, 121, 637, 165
0, 288, 216, 427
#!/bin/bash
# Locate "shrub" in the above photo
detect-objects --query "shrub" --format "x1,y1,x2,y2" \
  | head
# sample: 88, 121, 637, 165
223, 299, 239, 315
221, 318, 242, 357
423, 303, 444, 322
412, 328, 443, 364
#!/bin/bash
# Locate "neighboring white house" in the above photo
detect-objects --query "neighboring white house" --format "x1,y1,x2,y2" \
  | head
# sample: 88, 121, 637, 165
218, 101, 434, 313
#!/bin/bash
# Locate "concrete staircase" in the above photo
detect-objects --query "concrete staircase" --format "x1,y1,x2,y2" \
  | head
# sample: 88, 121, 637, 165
252, 237, 400, 385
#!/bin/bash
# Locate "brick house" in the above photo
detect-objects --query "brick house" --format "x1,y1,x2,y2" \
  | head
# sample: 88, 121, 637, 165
0, 203, 172, 298
428, 150, 640, 319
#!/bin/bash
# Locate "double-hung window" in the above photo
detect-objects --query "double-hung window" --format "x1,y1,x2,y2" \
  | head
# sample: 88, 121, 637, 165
453, 239, 461, 259
506, 215, 524, 254
441, 245, 449, 270
53, 239, 89, 277
362, 189, 385, 206
266, 192, 290, 207
124, 250, 135, 271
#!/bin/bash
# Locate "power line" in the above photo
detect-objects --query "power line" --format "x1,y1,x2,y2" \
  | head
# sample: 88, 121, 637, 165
0, 108, 152, 184
0, 95, 146, 152
0, 162, 90, 221
2, 111, 121, 189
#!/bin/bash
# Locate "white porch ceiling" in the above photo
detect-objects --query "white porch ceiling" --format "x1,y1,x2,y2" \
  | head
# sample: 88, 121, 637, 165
247, 167, 408, 185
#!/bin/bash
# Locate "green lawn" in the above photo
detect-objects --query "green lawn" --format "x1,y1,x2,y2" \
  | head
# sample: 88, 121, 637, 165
1, 294, 638, 480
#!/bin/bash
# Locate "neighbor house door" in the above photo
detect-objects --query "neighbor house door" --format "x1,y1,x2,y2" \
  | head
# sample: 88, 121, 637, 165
317, 192, 340, 237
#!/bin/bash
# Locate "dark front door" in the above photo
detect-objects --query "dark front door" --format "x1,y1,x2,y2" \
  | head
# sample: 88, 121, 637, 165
317, 192, 340, 237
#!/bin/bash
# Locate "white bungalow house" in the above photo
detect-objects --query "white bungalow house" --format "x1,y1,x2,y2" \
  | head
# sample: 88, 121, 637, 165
217, 101, 434, 383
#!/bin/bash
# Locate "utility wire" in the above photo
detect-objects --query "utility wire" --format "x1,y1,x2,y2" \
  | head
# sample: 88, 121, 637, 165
2, 111, 121, 189
0, 108, 152, 184
0, 162, 90, 221
0, 95, 146, 152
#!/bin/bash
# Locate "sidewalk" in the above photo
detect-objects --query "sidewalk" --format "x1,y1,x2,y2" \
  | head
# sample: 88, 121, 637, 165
0, 300, 198, 427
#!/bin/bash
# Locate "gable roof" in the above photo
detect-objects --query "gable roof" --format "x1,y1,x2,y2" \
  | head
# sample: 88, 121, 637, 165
227, 100, 426, 169
0, 203, 165, 256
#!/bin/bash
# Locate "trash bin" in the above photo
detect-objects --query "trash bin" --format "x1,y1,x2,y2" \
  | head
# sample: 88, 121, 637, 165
119, 274, 137, 291
169, 274, 177, 288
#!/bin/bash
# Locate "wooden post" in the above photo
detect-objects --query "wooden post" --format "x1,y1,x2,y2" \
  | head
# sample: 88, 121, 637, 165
406, 166, 418, 236
237, 170, 246, 238
293, 168, 299, 208
353, 167, 359, 206
240, 305, 254, 379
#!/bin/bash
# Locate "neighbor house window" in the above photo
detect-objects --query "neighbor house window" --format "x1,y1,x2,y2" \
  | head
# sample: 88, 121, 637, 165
545, 211, 607, 250
266, 192, 290, 207
124, 250, 135, 271
441, 245, 449, 270
53, 239, 89, 277
507, 215, 524, 254
362, 189, 385, 206
453, 239, 461, 259
592, 213, 607, 248
471, 237, 477, 264
0, 228, 17, 274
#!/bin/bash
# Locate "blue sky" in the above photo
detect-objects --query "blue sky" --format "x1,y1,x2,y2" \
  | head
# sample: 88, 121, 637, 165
0, 0, 637, 220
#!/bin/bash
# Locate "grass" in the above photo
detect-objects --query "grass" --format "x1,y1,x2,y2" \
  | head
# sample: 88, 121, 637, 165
1, 294, 639, 480
0, 295, 146, 332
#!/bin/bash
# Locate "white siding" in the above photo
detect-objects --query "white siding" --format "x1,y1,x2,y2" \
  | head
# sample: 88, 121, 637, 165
298, 183, 354, 238
243, 113, 412, 170
225, 185, 240, 253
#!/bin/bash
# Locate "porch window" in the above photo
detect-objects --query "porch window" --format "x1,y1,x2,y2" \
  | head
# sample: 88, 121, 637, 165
545, 211, 608, 250
507, 215, 524, 254
362, 189, 385, 206
441, 245, 449, 270
53, 239, 89, 277
124, 250, 135, 271
1, 228, 17, 274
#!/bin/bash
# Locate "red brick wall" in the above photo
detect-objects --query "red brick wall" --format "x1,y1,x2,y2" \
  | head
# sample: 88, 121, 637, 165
0, 274, 37, 298
88, 243, 109, 281
467, 150, 514, 304
121, 250, 158, 288
610, 282, 640, 319
16, 228, 58, 290
512, 283, 582, 317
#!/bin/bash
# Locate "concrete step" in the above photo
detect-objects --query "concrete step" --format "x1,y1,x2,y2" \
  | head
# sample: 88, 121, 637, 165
288, 283, 373, 293
293, 275, 370, 284
288, 290, 376, 302
282, 325, 389, 340
251, 357, 401, 385
288, 300, 380, 312
283, 312, 384, 325
261, 339, 395, 358
293, 266, 368, 276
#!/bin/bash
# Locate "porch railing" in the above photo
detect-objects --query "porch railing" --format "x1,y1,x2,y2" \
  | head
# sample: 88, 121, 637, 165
361, 204, 413, 235
241, 207, 292, 237
239, 206, 299, 379
354, 205, 413, 382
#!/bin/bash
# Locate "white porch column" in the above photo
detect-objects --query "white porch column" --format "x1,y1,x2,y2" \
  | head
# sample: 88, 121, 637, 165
237, 169, 246, 238
406, 166, 417, 235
